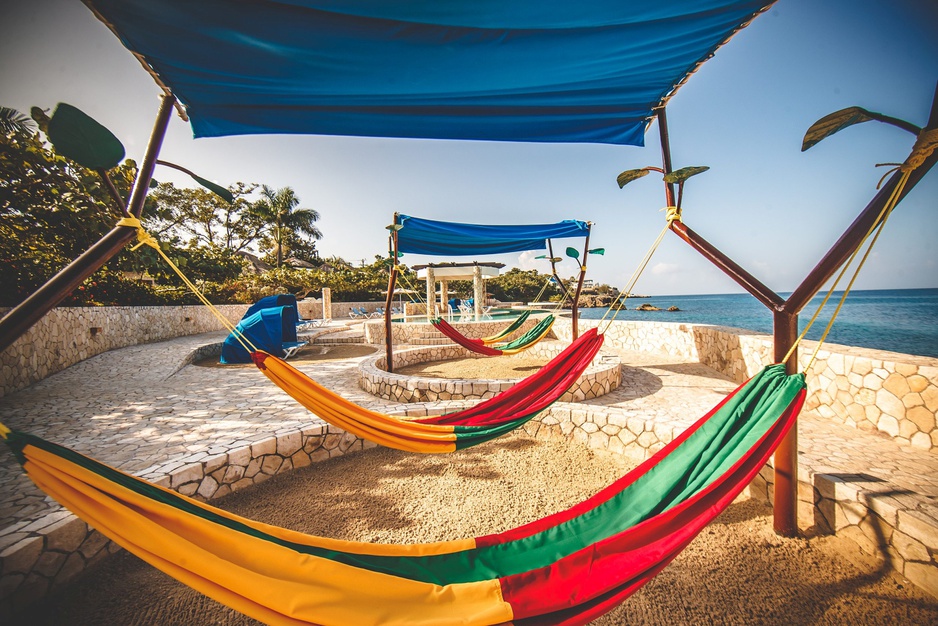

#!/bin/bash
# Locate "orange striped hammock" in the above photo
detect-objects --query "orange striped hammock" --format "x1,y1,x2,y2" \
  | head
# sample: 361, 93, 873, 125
2, 364, 805, 625
251, 327, 601, 453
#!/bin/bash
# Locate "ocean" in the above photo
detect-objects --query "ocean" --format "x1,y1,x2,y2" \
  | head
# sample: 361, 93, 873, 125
577, 288, 938, 359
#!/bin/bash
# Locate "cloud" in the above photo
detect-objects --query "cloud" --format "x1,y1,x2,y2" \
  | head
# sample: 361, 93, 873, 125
650, 262, 681, 276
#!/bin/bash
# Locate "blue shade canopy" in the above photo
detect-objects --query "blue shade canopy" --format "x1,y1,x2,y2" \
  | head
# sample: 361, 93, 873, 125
221, 306, 299, 364
84, 0, 772, 145
397, 214, 589, 255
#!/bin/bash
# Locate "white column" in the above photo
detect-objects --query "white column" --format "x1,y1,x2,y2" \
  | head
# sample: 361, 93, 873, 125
321, 287, 332, 320
441, 279, 449, 316
425, 267, 436, 317
473, 265, 484, 317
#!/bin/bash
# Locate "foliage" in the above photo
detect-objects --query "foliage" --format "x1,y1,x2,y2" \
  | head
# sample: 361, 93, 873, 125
0, 108, 155, 306
146, 182, 263, 253
251, 185, 322, 267
487, 268, 560, 302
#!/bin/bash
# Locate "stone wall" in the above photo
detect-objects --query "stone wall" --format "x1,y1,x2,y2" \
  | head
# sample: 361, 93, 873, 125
358, 341, 621, 403
0, 305, 248, 398
0, 301, 386, 398
553, 317, 938, 452
0, 422, 373, 616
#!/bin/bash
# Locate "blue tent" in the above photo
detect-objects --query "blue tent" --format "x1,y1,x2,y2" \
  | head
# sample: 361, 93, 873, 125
243, 294, 299, 320
82, 1, 772, 145
221, 306, 300, 364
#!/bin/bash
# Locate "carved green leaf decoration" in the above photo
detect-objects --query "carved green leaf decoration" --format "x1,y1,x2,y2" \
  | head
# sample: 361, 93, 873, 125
663, 166, 709, 184
386, 223, 403, 231
616, 168, 651, 189
148, 178, 159, 189
588, 248, 605, 255
535, 254, 548, 259
189, 174, 233, 204
48, 103, 124, 170
566, 247, 580, 259
397, 251, 404, 257
802, 106, 876, 152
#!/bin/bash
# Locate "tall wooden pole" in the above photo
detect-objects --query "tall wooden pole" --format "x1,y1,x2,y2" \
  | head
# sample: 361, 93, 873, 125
0, 94, 177, 353
570, 223, 592, 340
384, 215, 400, 373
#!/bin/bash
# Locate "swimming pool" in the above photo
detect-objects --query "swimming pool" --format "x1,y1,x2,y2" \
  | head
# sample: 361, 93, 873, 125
390, 308, 550, 323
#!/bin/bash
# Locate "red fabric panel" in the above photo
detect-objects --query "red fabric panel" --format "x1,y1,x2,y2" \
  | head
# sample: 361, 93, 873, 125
432, 319, 503, 356
476, 373, 753, 549
418, 329, 603, 427
500, 390, 805, 622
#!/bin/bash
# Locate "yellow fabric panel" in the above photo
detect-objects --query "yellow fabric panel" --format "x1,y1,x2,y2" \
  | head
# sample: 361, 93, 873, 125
255, 353, 458, 453
23, 444, 513, 626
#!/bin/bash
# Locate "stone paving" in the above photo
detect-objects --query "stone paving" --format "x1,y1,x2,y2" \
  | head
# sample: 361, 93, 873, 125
1, 325, 936, 615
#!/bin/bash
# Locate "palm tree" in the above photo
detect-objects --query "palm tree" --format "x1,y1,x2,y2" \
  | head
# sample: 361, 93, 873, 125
253, 185, 322, 267
0, 106, 38, 136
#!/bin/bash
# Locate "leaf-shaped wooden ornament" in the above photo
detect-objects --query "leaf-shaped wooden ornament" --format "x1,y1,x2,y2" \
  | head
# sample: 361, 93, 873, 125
616, 168, 651, 188
663, 166, 709, 184
802, 106, 876, 151
48, 103, 125, 170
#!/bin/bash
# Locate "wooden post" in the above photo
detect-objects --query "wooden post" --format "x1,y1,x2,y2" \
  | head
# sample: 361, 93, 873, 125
656, 85, 938, 536
0, 94, 176, 353
384, 219, 399, 373
570, 223, 592, 340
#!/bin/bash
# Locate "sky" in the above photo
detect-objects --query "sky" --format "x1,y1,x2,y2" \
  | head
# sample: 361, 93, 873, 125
2, 0, 936, 297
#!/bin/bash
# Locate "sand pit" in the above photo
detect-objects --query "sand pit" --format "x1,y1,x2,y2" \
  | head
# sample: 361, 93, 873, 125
396, 354, 549, 379
11, 435, 937, 625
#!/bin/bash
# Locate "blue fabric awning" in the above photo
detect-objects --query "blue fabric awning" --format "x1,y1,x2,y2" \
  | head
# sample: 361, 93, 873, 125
397, 214, 588, 255
84, 0, 772, 145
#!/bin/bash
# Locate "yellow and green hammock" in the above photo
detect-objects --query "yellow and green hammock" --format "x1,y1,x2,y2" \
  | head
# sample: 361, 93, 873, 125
1, 364, 806, 625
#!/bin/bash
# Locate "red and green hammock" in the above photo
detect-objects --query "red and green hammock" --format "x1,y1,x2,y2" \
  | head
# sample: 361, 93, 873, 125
432, 314, 555, 356
1, 364, 805, 625
250, 327, 602, 453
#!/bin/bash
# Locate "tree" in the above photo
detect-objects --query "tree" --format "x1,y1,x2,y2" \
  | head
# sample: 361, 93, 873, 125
147, 181, 263, 253
0, 106, 153, 305
251, 185, 322, 267
487, 268, 560, 302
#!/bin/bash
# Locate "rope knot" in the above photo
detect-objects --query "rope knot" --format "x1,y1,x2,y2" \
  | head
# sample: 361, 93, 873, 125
901, 127, 938, 172
663, 206, 681, 223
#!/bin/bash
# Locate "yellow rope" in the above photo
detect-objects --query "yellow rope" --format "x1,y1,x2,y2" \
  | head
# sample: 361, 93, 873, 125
598, 206, 680, 335
780, 171, 910, 368
116, 217, 257, 353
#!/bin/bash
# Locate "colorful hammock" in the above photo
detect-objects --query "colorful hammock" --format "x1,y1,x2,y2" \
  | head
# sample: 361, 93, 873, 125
1, 364, 806, 625
432, 314, 555, 356
480, 309, 531, 344
251, 327, 602, 453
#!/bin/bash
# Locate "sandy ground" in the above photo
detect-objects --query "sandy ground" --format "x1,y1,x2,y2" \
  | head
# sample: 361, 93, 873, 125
11, 435, 937, 626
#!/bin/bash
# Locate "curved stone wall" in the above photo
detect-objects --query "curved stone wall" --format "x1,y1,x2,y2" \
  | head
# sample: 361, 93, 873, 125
553, 317, 938, 452
358, 341, 621, 402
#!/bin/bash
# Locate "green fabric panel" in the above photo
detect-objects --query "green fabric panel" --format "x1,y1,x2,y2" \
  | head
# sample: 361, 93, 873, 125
452, 413, 541, 450
486, 310, 531, 342
5, 365, 804, 588
497, 315, 554, 351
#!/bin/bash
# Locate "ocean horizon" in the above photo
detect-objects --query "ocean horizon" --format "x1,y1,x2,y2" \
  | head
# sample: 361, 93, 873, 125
576, 288, 938, 359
